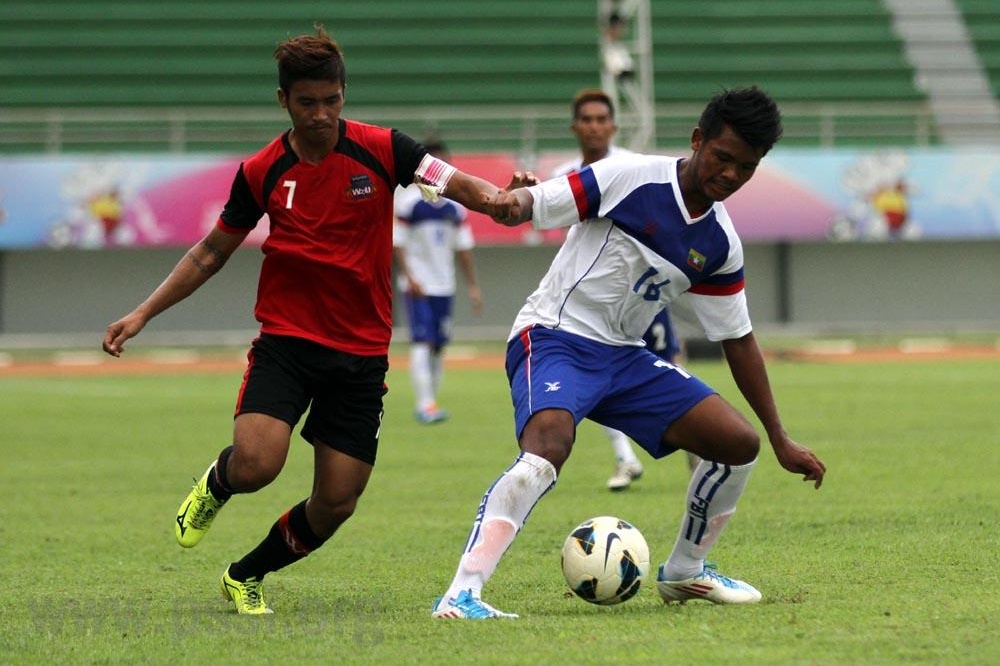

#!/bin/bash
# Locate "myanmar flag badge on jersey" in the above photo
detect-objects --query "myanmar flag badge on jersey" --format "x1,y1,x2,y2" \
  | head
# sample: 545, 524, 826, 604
687, 248, 707, 271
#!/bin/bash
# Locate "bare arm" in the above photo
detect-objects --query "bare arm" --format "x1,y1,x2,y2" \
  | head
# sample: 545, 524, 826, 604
440, 171, 503, 215
442, 171, 537, 224
721, 331, 827, 488
102, 226, 247, 356
456, 248, 482, 314
392, 244, 424, 298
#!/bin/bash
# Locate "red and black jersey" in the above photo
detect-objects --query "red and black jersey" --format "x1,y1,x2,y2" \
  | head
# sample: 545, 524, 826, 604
217, 119, 426, 355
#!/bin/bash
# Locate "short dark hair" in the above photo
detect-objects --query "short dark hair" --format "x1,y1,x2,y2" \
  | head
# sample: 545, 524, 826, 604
571, 88, 615, 120
273, 24, 346, 93
698, 86, 783, 154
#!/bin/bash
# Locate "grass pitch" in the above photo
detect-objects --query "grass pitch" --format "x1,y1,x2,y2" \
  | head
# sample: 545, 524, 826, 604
1, 352, 998, 665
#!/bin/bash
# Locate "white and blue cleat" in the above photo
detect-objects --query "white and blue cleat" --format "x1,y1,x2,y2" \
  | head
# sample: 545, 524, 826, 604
431, 589, 518, 619
656, 563, 762, 604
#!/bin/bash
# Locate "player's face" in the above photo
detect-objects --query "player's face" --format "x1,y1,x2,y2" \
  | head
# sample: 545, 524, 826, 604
571, 101, 617, 156
687, 124, 764, 203
278, 78, 345, 144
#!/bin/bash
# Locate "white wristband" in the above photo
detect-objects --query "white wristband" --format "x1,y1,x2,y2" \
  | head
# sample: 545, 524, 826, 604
414, 154, 457, 202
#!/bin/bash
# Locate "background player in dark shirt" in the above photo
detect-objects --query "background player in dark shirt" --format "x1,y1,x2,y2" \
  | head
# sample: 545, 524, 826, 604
102, 25, 517, 615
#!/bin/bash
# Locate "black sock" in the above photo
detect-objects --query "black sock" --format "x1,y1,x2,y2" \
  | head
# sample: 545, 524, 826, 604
206, 446, 234, 501
229, 500, 327, 581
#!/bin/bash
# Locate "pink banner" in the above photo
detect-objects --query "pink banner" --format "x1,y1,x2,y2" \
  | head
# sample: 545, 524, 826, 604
7, 147, 993, 248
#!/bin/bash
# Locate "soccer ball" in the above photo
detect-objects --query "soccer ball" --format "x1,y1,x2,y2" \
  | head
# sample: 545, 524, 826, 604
561, 516, 650, 605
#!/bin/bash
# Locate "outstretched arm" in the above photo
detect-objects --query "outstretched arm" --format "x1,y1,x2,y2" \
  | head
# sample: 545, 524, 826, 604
102, 226, 247, 356
440, 171, 503, 214
721, 332, 827, 488
442, 170, 537, 221
412, 151, 537, 223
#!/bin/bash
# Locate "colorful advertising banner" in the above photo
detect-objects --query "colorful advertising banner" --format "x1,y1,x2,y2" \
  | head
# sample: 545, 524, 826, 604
1, 148, 998, 249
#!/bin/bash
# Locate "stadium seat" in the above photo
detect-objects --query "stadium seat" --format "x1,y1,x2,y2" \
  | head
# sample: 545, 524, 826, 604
4, 0, 999, 149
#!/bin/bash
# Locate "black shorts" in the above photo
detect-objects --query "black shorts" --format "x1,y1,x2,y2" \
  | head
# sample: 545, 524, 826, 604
236, 334, 389, 465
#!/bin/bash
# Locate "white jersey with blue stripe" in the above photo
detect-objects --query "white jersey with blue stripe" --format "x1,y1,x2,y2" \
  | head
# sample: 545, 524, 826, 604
510, 153, 751, 345
393, 183, 472, 296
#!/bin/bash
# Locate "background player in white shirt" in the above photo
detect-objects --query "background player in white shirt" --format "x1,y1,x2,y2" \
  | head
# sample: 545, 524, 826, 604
553, 88, 688, 491
394, 140, 482, 423
432, 87, 826, 620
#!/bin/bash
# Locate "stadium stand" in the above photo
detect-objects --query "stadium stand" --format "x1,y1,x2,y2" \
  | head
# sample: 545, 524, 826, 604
0, 1, 597, 108
884, 0, 1000, 144
652, 0, 921, 104
649, 0, 934, 146
0, 0, 596, 153
5, 0, 999, 151
955, 0, 1000, 98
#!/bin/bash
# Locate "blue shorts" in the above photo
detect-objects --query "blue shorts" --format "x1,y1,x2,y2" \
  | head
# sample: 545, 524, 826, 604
505, 326, 715, 459
404, 294, 454, 348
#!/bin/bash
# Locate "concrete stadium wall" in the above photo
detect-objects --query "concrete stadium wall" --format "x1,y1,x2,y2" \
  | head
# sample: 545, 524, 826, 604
1, 240, 998, 346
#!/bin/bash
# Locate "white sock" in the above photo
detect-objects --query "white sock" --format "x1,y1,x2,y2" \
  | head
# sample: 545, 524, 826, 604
430, 349, 445, 396
409, 343, 436, 411
444, 452, 557, 600
685, 451, 701, 474
662, 457, 755, 580
603, 426, 639, 464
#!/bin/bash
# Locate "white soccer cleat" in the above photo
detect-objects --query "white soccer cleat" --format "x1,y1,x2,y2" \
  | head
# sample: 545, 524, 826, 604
656, 564, 762, 604
431, 589, 518, 619
606, 460, 644, 491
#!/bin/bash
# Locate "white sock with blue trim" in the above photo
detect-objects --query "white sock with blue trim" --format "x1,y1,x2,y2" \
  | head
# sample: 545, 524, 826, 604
662, 457, 755, 580
444, 452, 557, 600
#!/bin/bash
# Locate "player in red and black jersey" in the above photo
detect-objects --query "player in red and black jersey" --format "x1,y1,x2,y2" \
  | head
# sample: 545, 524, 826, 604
102, 26, 518, 615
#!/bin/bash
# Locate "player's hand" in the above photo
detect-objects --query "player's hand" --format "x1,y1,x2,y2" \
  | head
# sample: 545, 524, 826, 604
504, 171, 538, 191
407, 279, 426, 299
772, 437, 826, 489
102, 313, 146, 357
485, 190, 526, 226
467, 284, 483, 315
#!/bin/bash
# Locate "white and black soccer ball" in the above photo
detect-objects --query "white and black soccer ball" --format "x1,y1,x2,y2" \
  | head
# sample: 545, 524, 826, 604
561, 516, 650, 605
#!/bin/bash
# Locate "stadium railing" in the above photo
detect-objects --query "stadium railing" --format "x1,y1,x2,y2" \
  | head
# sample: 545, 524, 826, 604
0, 101, 937, 156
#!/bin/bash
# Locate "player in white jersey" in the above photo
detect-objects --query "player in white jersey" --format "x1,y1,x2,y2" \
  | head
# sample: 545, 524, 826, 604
394, 140, 482, 423
552, 88, 689, 491
432, 87, 826, 620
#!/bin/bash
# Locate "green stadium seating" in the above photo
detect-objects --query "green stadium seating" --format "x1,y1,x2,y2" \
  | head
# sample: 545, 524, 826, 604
0, 1, 600, 108
650, 0, 923, 104
6, 0, 997, 149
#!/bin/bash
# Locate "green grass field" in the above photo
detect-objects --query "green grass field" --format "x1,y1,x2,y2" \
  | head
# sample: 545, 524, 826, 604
2, 353, 998, 665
